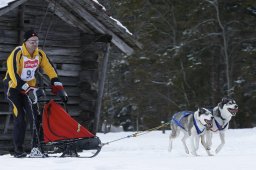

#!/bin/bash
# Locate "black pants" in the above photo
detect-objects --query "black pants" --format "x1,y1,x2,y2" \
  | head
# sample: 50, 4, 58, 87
4, 85, 39, 152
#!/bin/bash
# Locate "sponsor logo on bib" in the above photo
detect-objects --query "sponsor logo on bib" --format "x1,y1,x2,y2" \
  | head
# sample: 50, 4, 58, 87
24, 60, 39, 68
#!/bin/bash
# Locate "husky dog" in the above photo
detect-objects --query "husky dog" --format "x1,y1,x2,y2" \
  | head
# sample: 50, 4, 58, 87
168, 108, 213, 156
205, 97, 238, 154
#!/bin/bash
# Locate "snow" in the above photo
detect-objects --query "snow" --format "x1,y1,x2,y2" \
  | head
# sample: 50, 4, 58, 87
1, 128, 256, 170
0, 0, 133, 35
91, 1, 133, 35
0, 0, 15, 9
110, 16, 133, 35
92, 0, 106, 11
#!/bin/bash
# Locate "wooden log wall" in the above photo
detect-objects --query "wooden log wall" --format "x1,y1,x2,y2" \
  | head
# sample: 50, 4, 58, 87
0, 0, 106, 152
78, 33, 111, 130
0, 6, 19, 113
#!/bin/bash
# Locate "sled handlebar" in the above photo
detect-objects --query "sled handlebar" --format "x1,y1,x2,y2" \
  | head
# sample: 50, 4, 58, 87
37, 98, 64, 103
34, 87, 68, 103
38, 98, 68, 112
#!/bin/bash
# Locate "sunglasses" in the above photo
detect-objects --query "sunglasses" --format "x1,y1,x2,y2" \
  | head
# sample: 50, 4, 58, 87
27, 40, 39, 45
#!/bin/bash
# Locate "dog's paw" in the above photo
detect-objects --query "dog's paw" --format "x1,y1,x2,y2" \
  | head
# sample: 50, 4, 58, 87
191, 151, 199, 156
207, 151, 214, 156
215, 148, 221, 154
206, 148, 214, 156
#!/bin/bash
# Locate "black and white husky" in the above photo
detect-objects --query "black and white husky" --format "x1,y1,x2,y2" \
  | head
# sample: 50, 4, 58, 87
205, 97, 238, 154
168, 108, 213, 156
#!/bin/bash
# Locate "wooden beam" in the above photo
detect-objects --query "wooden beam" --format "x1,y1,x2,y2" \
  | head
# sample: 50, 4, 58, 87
45, 0, 93, 33
56, 69, 79, 77
94, 43, 110, 133
82, 0, 143, 50
0, 0, 28, 16
63, 0, 134, 55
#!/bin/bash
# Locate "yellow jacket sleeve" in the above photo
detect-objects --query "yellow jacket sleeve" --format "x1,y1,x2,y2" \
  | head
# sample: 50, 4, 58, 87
38, 49, 59, 82
6, 47, 26, 90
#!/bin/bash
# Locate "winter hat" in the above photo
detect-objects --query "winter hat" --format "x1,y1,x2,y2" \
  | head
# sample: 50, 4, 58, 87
23, 30, 38, 42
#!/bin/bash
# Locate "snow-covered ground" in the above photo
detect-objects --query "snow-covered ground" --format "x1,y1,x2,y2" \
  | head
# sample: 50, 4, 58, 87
1, 128, 256, 170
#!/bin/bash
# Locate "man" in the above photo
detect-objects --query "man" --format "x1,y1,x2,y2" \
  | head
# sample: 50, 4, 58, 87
3, 30, 68, 158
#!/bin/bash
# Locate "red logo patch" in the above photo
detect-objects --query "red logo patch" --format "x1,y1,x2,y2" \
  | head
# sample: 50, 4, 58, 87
24, 60, 39, 68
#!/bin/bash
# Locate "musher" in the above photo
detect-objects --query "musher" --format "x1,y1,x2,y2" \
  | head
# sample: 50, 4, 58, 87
3, 30, 68, 158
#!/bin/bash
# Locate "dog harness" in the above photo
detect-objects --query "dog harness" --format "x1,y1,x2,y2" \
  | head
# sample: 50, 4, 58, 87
171, 111, 205, 135
216, 108, 226, 121
214, 119, 229, 131
214, 108, 229, 130
193, 115, 205, 134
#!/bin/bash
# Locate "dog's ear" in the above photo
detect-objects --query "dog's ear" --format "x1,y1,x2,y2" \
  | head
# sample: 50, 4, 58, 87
198, 107, 204, 116
222, 96, 232, 104
195, 105, 200, 112
220, 97, 230, 109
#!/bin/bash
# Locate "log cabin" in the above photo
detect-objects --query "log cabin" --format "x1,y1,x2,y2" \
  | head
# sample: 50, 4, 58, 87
0, 0, 141, 154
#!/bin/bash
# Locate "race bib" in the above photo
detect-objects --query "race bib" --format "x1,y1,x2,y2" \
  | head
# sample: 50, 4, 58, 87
21, 56, 39, 81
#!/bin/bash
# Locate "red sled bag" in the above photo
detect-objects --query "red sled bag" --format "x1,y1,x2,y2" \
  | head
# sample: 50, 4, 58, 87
42, 100, 94, 143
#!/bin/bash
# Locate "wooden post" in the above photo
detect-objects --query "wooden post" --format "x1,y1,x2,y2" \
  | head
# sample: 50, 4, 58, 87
93, 43, 110, 134
161, 121, 165, 134
103, 120, 108, 134
136, 116, 139, 131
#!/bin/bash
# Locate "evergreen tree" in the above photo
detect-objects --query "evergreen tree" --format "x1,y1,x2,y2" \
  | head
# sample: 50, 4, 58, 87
100, 0, 256, 129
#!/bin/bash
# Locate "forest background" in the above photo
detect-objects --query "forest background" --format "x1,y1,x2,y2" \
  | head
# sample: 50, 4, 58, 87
98, 0, 256, 130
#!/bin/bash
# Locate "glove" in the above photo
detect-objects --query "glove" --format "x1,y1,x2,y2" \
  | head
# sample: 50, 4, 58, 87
57, 89, 68, 102
21, 84, 45, 104
25, 87, 38, 104
51, 81, 68, 102
51, 82, 64, 95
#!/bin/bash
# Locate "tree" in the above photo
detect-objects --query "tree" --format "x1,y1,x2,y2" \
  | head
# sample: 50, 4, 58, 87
100, 0, 256, 129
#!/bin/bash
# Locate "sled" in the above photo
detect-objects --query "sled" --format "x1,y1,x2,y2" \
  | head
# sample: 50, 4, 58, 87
37, 99, 102, 158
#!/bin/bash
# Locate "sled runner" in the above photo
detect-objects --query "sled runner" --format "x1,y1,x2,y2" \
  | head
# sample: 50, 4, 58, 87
39, 99, 102, 158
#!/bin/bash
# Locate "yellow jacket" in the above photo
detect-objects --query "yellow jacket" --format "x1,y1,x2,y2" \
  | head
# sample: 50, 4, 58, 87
4, 43, 58, 90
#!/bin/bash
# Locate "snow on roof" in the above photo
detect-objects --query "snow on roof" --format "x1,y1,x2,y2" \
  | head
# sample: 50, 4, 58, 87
0, 0, 133, 36
91, 0, 132, 35
92, 0, 106, 11
110, 16, 133, 35
0, 0, 15, 9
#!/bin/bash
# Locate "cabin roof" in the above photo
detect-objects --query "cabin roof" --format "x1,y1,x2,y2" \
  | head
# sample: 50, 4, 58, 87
0, 0, 142, 55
